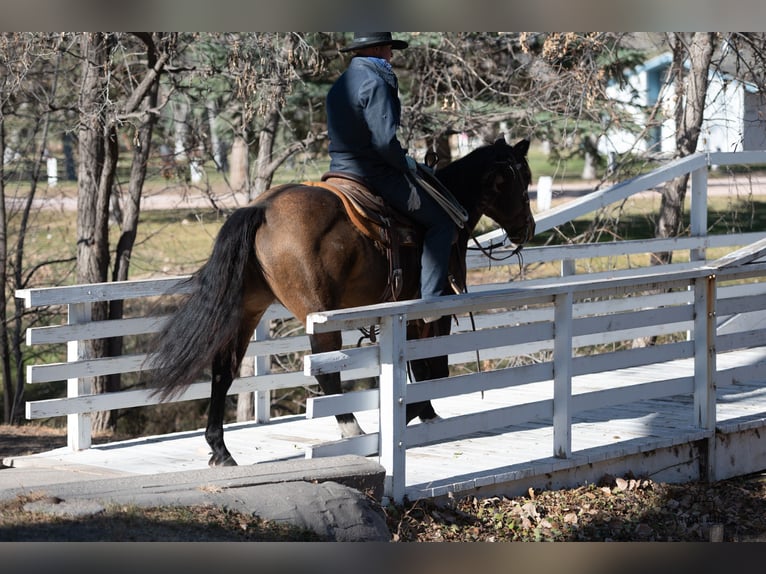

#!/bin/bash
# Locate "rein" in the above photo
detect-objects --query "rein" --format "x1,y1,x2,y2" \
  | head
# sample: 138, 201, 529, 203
469, 234, 525, 265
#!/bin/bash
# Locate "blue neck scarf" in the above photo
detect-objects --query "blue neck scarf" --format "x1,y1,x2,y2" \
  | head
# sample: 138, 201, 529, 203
363, 56, 397, 90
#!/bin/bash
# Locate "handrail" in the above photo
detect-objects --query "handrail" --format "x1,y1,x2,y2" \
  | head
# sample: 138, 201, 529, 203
304, 256, 766, 502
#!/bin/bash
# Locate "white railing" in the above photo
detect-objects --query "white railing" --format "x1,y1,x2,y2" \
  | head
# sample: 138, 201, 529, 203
17, 278, 373, 451
304, 240, 766, 502
15, 150, 766, 478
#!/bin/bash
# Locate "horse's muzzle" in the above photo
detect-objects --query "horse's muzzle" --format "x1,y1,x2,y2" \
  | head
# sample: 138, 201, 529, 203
508, 217, 536, 246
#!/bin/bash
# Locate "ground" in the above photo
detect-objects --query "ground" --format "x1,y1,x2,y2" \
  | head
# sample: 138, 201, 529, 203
2, 423, 766, 541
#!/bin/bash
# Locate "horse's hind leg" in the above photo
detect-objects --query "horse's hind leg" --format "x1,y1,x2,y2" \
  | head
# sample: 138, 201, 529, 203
206, 351, 238, 466
310, 331, 365, 438
206, 313, 264, 466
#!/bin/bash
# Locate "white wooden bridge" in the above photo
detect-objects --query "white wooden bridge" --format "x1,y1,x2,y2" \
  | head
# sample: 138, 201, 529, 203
8, 151, 766, 503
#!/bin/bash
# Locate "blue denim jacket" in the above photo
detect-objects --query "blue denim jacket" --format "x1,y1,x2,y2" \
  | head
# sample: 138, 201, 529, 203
326, 56, 410, 180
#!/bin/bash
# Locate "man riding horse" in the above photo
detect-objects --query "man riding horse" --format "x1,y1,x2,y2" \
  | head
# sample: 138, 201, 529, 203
326, 32, 456, 323
149, 32, 535, 466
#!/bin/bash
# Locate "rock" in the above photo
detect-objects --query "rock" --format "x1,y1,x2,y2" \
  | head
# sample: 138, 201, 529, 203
231, 481, 390, 542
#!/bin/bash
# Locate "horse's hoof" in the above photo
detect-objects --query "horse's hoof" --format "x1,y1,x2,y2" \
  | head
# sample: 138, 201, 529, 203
339, 421, 365, 438
208, 454, 238, 467
420, 414, 442, 424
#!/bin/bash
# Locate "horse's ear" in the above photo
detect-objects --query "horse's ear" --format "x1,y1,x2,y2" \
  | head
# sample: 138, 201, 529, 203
494, 137, 506, 146
514, 138, 530, 157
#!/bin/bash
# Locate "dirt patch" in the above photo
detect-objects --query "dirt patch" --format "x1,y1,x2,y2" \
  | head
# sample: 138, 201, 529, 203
0, 424, 67, 463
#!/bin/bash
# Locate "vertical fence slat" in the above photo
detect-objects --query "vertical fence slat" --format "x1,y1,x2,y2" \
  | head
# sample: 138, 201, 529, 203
694, 274, 717, 429
253, 321, 271, 423
553, 291, 573, 458
378, 313, 407, 503
694, 273, 717, 479
690, 165, 708, 262
67, 302, 92, 450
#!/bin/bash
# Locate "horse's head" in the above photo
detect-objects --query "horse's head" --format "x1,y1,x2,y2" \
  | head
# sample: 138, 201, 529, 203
481, 137, 536, 248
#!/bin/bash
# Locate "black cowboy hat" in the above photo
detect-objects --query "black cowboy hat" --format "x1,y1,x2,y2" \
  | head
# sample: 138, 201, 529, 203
340, 32, 409, 52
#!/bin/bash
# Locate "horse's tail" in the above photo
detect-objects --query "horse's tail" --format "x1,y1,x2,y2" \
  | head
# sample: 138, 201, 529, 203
148, 205, 265, 401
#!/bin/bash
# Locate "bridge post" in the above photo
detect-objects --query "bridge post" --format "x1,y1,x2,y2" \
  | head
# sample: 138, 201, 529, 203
378, 313, 408, 503
553, 291, 574, 458
689, 165, 708, 262
67, 302, 92, 451
253, 321, 271, 423
693, 273, 717, 480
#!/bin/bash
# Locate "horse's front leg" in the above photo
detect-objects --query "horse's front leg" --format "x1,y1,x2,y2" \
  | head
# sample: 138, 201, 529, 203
205, 352, 238, 466
310, 331, 365, 438
405, 315, 451, 423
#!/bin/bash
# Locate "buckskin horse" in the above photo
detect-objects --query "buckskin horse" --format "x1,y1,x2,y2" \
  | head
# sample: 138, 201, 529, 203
149, 137, 536, 466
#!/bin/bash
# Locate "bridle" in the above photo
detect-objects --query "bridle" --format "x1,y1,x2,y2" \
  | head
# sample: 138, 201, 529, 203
468, 153, 531, 269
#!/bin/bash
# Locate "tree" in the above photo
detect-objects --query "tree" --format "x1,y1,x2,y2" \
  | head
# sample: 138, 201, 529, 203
653, 32, 717, 264
76, 32, 176, 432
205, 33, 331, 200
394, 33, 645, 179
0, 33, 72, 423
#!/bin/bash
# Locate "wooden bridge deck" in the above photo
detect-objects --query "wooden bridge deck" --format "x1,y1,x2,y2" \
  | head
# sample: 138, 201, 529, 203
7, 346, 766, 502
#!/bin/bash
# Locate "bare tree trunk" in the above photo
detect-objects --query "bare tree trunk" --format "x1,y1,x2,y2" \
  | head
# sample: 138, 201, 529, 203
250, 104, 280, 200
7, 39, 63, 422
0, 115, 10, 422
77, 33, 117, 433
108, 33, 165, 393
635, 33, 717, 350
207, 99, 225, 172
654, 32, 717, 265
229, 135, 249, 193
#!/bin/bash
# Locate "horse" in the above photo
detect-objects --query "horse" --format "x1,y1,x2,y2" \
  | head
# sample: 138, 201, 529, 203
148, 137, 536, 467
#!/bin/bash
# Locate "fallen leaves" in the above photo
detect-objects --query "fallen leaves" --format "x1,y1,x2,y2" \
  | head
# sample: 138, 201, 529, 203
386, 471, 766, 542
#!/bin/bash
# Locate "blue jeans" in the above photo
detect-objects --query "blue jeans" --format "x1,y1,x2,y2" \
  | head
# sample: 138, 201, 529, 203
368, 172, 456, 299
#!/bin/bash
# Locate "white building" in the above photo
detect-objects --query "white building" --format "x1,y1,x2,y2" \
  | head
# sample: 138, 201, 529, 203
598, 52, 766, 159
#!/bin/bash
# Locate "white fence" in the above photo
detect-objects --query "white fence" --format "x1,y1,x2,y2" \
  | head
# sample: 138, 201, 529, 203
304, 240, 766, 501
16, 150, 766, 500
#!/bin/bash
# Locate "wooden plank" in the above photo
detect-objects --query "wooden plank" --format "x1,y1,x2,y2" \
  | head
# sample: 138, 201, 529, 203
718, 329, 766, 352
303, 345, 378, 377
26, 371, 318, 418
28, 354, 149, 383
466, 232, 766, 270
378, 314, 409, 501
406, 363, 554, 404
306, 268, 706, 335
553, 291, 573, 458
16, 276, 192, 308
306, 388, 379, 418
529, 153, 708, 234
305, 432, 378, 458
67, 302, 91, 451
27, 316, 168, 345
572, 342, 694, 378
571, 377, 694, 414
717, 292, 766, 316
574, 304, 692, 337
405, 400, 553, 447
407, 321, 554, 361
709, 150, 766, 166
709, 236, 766, 269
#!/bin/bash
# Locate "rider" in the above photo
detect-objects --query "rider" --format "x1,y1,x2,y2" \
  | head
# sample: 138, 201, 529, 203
326, 32, 457, 321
